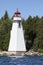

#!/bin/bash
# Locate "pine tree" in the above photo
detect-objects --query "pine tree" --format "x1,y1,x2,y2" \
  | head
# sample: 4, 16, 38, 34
3, 11, 9, 20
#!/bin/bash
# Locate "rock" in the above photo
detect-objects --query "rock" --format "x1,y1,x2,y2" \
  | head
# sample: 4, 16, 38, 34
0, 51, 43, 56
24, 50, 40, 56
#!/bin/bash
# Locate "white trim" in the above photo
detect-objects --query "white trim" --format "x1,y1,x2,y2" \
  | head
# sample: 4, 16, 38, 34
13, 17, 21, 20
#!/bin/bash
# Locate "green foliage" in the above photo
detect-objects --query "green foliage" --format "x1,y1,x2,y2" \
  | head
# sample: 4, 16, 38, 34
1, 11, 9, 20
0, 11, 43, 53
23, 16, 43, 52
0, 11, 12, 51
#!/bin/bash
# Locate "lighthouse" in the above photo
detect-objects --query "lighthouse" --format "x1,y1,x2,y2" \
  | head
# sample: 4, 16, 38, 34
8, 10, 26, 55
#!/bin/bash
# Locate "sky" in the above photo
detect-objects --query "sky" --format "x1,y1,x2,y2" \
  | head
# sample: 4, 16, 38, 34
0, 0, 43, 19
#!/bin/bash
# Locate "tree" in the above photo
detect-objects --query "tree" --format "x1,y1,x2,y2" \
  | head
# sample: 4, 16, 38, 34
3, 11, 9, 20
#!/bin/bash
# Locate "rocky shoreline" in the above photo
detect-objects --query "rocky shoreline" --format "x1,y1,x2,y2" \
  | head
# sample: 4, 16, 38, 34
0, 51, 43, 56
24, 50, 43, 56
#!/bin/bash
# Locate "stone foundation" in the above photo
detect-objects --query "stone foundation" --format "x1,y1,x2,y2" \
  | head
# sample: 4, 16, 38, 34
0, 51, 26, 56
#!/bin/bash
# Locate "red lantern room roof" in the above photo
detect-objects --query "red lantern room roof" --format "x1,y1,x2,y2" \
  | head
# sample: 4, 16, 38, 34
15, 9, 21, 15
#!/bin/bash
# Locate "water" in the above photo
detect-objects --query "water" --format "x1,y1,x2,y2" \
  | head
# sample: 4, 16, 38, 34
0, 56, 43, 65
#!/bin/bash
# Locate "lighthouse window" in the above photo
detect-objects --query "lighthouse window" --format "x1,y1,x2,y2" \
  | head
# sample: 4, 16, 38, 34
18, 21, 21, 28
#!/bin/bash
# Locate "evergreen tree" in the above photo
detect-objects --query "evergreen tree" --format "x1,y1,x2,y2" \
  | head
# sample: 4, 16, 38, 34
3, 11, 9, 20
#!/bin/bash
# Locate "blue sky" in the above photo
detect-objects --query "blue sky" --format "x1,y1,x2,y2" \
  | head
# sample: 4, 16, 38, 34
0, 0, 43, 19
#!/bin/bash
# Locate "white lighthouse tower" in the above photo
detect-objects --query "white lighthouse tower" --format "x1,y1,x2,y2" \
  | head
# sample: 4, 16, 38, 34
8, 10, 26, 55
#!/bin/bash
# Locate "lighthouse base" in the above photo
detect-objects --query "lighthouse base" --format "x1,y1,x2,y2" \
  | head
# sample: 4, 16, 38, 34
0, 51, 26, 56
12, 51, 26, 56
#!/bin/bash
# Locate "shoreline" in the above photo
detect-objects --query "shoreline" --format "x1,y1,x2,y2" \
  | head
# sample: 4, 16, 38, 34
0, 51, 43, 56
24, 50, 43, 56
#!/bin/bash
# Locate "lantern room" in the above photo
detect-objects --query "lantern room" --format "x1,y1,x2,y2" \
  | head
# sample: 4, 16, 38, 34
13, 9, 21, 21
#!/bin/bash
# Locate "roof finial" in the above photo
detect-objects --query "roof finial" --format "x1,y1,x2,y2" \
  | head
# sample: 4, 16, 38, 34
17, 8, 18, 12
15, 9, 21, 15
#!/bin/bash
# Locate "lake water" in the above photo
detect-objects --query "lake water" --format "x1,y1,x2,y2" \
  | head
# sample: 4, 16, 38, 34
0, 56, 43, 65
